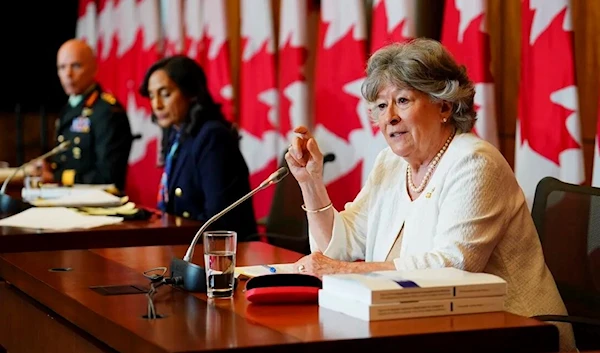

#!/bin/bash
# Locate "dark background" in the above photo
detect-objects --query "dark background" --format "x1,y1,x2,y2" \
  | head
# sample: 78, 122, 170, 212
0, 1, 79, 113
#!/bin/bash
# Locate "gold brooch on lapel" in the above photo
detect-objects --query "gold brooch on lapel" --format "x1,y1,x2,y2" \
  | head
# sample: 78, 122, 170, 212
425, 187, 435, 199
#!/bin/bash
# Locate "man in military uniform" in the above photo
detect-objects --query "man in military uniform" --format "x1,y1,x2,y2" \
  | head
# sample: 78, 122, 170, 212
35, 39, 133, 192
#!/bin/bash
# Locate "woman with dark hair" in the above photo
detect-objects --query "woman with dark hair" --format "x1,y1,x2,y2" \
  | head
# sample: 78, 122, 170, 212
139, 55, 257, 240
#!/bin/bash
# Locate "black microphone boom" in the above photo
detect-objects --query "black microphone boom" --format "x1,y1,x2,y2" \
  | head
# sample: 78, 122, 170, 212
169, 166, 289, 292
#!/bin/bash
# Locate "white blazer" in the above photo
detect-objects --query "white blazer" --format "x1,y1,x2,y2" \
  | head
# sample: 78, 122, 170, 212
310, 132, 575, 351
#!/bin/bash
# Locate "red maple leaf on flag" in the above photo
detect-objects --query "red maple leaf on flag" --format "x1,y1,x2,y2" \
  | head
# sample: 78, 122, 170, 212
461, 15, 493, 83
278, 37, 308, 136
199, 33, 235, 122
456, 14, 492, 129
519, 3, 579, 165
184, 34, 207, 71
95, 20, 119, 94
315, 22, 365, 142
183, 34, 201, 62
441, 5, 493, 83
164, 42, 181, 56
240, 38, 277, 137
328, 160, 363, 211
370, 1, 411, 53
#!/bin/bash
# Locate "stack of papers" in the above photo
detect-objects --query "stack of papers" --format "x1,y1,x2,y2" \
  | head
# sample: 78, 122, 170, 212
22, 184, 117, 202
0, 207, 123, 230
28, 189, 123, 207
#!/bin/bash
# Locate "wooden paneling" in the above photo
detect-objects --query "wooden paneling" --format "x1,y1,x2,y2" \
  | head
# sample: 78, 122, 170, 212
488, 0, 520, 144
0, 112, 57, 167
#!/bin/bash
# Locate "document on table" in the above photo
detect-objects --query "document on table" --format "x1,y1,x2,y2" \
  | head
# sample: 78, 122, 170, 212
235, 263, 296, 278
0, 207, 123, 230
22, 184, 116, 201
28, 189, 123, 207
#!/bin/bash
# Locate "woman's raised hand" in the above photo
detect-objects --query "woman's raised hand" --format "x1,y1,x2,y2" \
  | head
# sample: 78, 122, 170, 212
285, 126, 324, 184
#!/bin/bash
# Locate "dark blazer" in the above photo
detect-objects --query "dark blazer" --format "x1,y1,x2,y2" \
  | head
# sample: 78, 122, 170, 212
52, 84, 133, 191
164, 114, 257, 241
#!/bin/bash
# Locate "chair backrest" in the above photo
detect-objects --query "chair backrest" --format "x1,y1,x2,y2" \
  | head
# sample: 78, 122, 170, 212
264, 152, 335, 255
531, 176, 600, 348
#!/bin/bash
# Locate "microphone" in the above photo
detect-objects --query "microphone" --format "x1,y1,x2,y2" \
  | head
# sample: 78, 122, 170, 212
0, 141, 71, 212
0, 140, 72, 195
169, 166, 289, 292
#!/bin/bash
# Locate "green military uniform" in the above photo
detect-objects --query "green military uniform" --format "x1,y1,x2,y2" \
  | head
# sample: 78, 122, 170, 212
51, 84, 133, 191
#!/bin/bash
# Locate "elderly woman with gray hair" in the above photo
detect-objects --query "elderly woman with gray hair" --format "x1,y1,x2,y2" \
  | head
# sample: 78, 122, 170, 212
286, 38, 575, 351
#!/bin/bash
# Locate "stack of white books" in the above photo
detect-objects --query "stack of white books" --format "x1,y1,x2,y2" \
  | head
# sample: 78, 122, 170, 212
318, 267, 507, 321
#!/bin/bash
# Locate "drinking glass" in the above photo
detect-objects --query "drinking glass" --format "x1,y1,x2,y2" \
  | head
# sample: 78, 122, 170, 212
203, 230, 237, 298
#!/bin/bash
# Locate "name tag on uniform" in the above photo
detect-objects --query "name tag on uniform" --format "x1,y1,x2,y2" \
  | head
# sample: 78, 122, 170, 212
70, 116, 91, 133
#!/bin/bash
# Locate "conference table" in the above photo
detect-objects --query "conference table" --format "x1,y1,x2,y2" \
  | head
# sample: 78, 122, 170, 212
0, 212, 202, 253
0, 242, 560, 353
0, 177, 203, 254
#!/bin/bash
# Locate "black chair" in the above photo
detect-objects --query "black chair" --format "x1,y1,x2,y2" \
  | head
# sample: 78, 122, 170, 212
250, 152, 335, 255
530, 176, 600, 350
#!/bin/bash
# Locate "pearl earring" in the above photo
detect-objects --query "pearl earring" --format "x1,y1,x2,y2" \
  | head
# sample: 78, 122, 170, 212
442, 118, 447, 123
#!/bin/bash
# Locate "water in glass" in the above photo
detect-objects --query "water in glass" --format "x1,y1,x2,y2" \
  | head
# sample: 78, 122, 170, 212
204, 250, 235, 298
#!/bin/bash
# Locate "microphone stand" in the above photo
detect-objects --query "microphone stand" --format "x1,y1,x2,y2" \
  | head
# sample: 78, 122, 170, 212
0, 141, 71, 214
170, 167, 289, 292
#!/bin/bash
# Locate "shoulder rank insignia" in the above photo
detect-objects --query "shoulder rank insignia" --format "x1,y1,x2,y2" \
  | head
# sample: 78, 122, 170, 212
101, 92, 117, 105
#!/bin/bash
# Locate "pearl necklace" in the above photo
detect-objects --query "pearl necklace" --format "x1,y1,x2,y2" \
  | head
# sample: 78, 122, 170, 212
406, 130, 455, 194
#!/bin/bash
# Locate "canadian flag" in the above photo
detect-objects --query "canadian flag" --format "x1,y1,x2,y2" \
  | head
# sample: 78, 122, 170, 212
278, 0, 309, 141
441, 0, 499, 148
239, 0, 283, 220
370, 0, 416, 53
515, 0, 584, 208
314, 0, 382, 211
161, 0, 184, 56
76, 0, 97, 50
94, 0, 163, 207
184, 0, 234, 122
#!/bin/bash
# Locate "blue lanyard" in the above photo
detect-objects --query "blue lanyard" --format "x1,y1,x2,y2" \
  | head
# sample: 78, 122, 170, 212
157, 131, 181, 211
